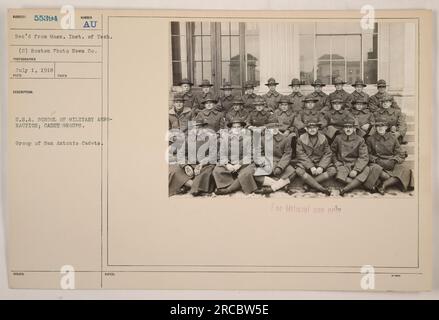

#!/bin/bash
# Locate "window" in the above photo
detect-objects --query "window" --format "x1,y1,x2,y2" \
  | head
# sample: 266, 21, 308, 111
170, 22, 259, 90
299, 22, 379, 85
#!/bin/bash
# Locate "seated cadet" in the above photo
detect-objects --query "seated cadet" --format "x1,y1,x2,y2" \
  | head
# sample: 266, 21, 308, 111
271, 96, 301, 138
213, 119, 258, 195
373, 93, 407, 144
168, 131, 191, 196
287, 78, 305, 113
168, 119, 217, 197
297, 95, 327, 133
349, 79, 370, 107
322, 98, 352, 143
179, 78, 200, 112
247, 96, 273, 129
350, 97, 375, 138
363, 117, 413, 194
369, 79, 400, 112
218, 81, 235, 113
242, 80, 258, 113
253, 121, 297, 195
330, 117, 370, 196
262, 77, 281, 112
308, 79, 329, 111
323, 77, 350, 112
195, 96, 225, 132
225, 97, 248, 126
295, 118, 334, 195
169, 93, 192, 133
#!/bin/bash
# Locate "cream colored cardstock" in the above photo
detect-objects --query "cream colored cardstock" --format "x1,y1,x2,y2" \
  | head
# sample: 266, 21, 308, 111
7, 9, 432, 290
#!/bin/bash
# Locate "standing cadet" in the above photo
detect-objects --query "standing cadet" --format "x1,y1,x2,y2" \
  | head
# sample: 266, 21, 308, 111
253, 121, 297, 195
373, 94, 407, 143
271, 96, 301, 137
218, 81, 235, 113
295, 118, 334, 195
287, 78, 305, 113
350, 97, 375, 138
179, 78, 200, 112
242, 80, 258, 113
198, 79, 216, 102
297, 95, 327, 133
324, 77, 350, 111
363, 117, 413, 194
369, 79, 400, 112
349, 79, 370, 106
225, 97, 248, 126
262, 77, 282, 112
331, 117, 370, 196
213, 119, 258, 195
169, 93, 192, 133
308, 79, 329, 111
247, 96, 273, 129
321, 98, 353, 143
195, 96, 225, 132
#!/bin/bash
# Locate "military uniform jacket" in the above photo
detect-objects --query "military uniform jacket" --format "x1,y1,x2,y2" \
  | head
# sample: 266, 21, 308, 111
242, 93, 258, 111
369, 92, 400, 112
323, 109, 353, 129
296, 132, 333, 170
262, 91, 281, 111
366, 132, 405, 168
218, 133, 252, 165
225, 109, 249, 125
195, 109, 225, 132
169, 107, 192, 132
373, 107, 407, 137
325, 89, 351, 110
298, 108, 327, 130
330, 133, 369, 172
218, 94, 235, 113
351, 108, 374, 127
182, 91, 200, 111
186, 131, 218, 165
272, 109, 300, 134
247, 110, 273, 127
261, 133, 293, 170
308, 91, 328, 111
288, 92, 305, 113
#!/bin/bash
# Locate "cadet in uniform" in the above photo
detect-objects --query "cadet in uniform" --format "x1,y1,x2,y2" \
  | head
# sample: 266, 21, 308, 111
349, 79, 370, 107
373, 94, 407, 143
363, 117, 413, 194
297, 95, 327, 133
242, 80, 259, 113
321, 98, 353, 143
308, 79, 329, 111
195, 96, 225, 132
218, 81, 235, 113
225, 97, 248, 126
169, 93, 192, 133
295, 118, 334, 195
253, 121, 297, 195
324, 77, 351, 111
169, 119, 217, 196
179, 78, 200, 112
247, 96, 273, 129
213, 119, 258, 195
330, 117, 370, 196
271, 96, 301, 137
287, 78, 305, 113
350, 97, 375, 138
368, 79, 400, 112
262, 77, 282, 112
198, 79, 216, 101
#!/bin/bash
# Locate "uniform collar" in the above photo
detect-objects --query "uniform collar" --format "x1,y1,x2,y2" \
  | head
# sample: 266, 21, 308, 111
255, 110, 267, 116
266, 91, 280, 97
300, 132, 326, 146
351, 108, 369, 114
245, 93, 257, 98
313, 91, 326, 97
182, 91, 193, 97
340, 132, 357, 141
222, 94, 233, 100
353, 91, 366, 97
304, 108, 318, 114
202, 108, 218, 116
169, 107, 191, 115
374, 132, 392, 141
379, 107, 395, 115
273, 133, 284, 142
278, 109, 292, 116
330, 109, 345, 114
290, 92, 303, 97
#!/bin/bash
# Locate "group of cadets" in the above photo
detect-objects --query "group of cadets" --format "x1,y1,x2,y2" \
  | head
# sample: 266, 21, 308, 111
169, 76, 413, 197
